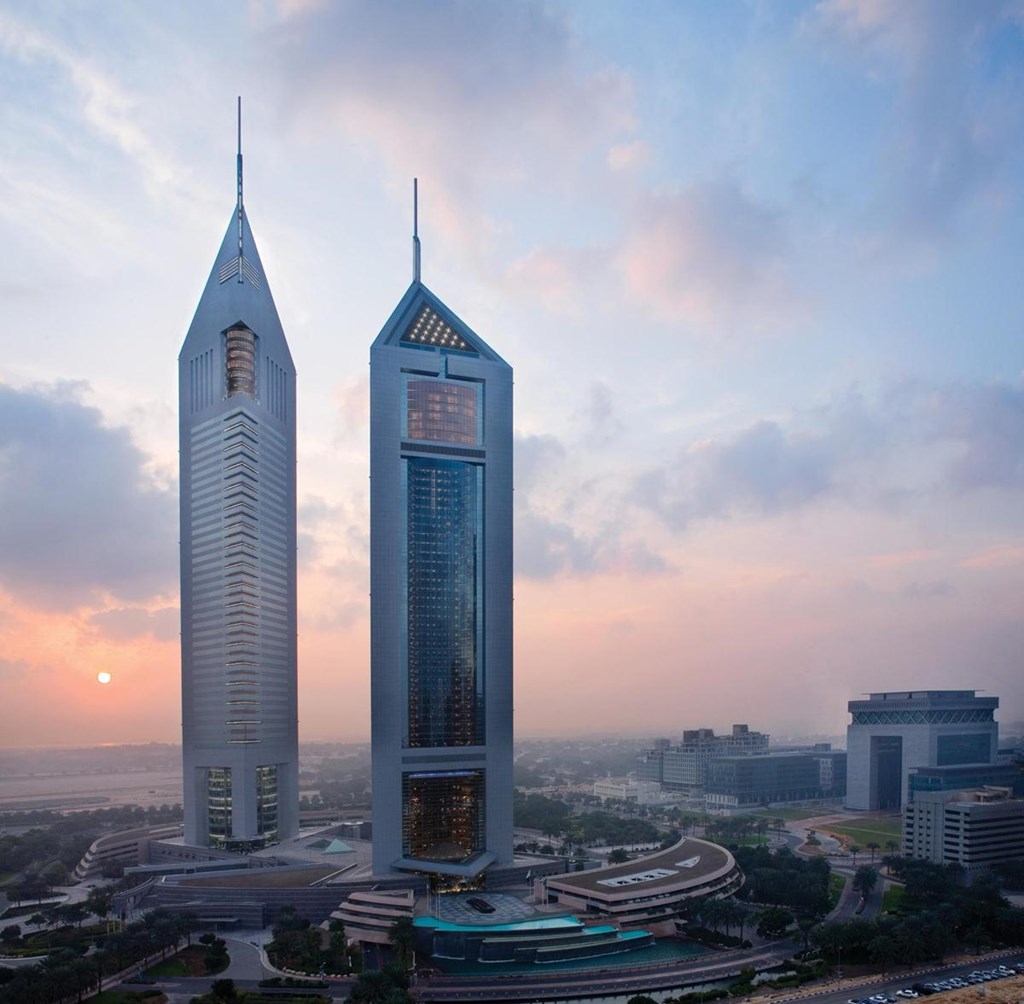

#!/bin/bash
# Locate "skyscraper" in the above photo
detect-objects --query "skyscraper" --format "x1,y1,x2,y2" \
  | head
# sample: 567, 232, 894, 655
178, 110, 298, 849
370, 186, 513, 882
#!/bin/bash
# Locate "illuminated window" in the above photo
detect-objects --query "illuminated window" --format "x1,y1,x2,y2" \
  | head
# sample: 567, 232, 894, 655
225, 325, 256, 397
257, 765, 279, 838
406, 379, 479, 444
207, 767, 232, 842
402, 770, 484, 861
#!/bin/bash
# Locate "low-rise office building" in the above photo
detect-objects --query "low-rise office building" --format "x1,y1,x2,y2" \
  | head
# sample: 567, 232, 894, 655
638, 725, 770, 795
73, 824, 183, 882
593, 778, 666, 805
542, 836, 741, 933
903, 785, 1024, 877
705, 750, 846, 810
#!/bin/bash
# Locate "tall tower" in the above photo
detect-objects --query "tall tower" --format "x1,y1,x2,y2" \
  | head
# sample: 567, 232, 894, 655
370, 184, 513, 882
178, 105, 299, 849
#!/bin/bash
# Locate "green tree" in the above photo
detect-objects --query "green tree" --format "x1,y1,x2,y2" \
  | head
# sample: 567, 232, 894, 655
210, 977, 238, 1002
756, 906, 794, 940
85, 887, 114, 923
852, 865, 879, 898
608, 847, 630, 864
388, 915, 415, 968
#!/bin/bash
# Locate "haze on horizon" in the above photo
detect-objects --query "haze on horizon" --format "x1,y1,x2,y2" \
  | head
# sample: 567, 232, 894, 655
1, 1, 1022, 749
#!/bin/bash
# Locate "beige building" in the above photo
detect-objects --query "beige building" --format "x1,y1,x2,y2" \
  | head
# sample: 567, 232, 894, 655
592, 778, 666, 805
903, 785, 1024, 876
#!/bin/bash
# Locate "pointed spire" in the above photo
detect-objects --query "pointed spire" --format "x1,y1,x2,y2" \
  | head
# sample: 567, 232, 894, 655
236, 97, 244, 281
412, 177, 421, 283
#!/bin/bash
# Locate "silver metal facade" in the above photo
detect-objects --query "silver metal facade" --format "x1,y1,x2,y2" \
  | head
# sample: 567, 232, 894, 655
370, 281, 513, 879
845, 690, 998, 811
178, 207, 299, 848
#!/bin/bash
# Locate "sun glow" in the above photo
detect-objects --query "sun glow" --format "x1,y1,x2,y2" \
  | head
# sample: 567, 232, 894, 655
97, 671, 112, 685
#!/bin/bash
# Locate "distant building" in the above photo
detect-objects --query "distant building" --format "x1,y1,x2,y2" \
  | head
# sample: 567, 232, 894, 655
846, 691, 999, 811
592, 778, 665, 805
178, 116, 298, 849
904, 786, 1024, 877
638, 725, 770, 795
705, 750, 847, 810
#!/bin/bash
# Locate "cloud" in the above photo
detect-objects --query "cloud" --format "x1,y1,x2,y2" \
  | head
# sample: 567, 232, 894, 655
929, 382, 1024, 490
88, 606, 179, 641
608, 139, 652, 173
577, 381, 623, 444
0, 382, 177, 607
635, 419, 835, 528
808, 0, 1023, 243
513, 430, 668, 580
265, 0, 634, 255
503, 245, 604, 316
617, 179, 805, 330
515, 433, 566, 495
0, 658, 31, 680
0, 9, 199, 209
515, 510, 601, 580
634, 378, 1024, 529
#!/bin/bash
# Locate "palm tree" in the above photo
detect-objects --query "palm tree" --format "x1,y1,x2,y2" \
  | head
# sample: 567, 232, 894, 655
848, 842, 862, 865
388, 915, 415, 969
852, 865, 879, 899
796, 915, 817, 953
866, 841, 880, 862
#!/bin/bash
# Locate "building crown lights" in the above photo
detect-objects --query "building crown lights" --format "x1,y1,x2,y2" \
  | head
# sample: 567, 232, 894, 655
401, 305, 472, 352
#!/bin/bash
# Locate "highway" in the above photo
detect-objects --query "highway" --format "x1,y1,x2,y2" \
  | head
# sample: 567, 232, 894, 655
132, 951, 1023, 1004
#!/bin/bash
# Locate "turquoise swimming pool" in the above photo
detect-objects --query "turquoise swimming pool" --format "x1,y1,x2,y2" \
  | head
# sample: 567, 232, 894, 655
428, 937, 709, 976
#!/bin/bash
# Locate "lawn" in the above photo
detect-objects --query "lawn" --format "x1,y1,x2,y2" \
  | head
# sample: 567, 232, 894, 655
750, 808, 820, 822
829, 872, 846, 907
881, 885, 906, 913
146, 945, 228, 977
818, 817, 902, 848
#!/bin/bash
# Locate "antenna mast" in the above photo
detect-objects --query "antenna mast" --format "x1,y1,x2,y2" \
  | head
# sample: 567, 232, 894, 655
236, 97, 244, 280
413, 178, 421, 282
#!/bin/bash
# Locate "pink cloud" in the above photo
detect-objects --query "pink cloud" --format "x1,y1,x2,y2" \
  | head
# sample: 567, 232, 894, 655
617, 180, 807, 331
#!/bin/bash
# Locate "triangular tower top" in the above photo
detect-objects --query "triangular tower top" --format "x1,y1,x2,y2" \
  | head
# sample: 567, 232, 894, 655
371, 179, 508, 368
372, 281, 508, 368
179, 100, 291, 372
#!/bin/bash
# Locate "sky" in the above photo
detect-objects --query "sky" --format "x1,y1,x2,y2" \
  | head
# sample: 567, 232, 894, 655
1, 0, 1022, 748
